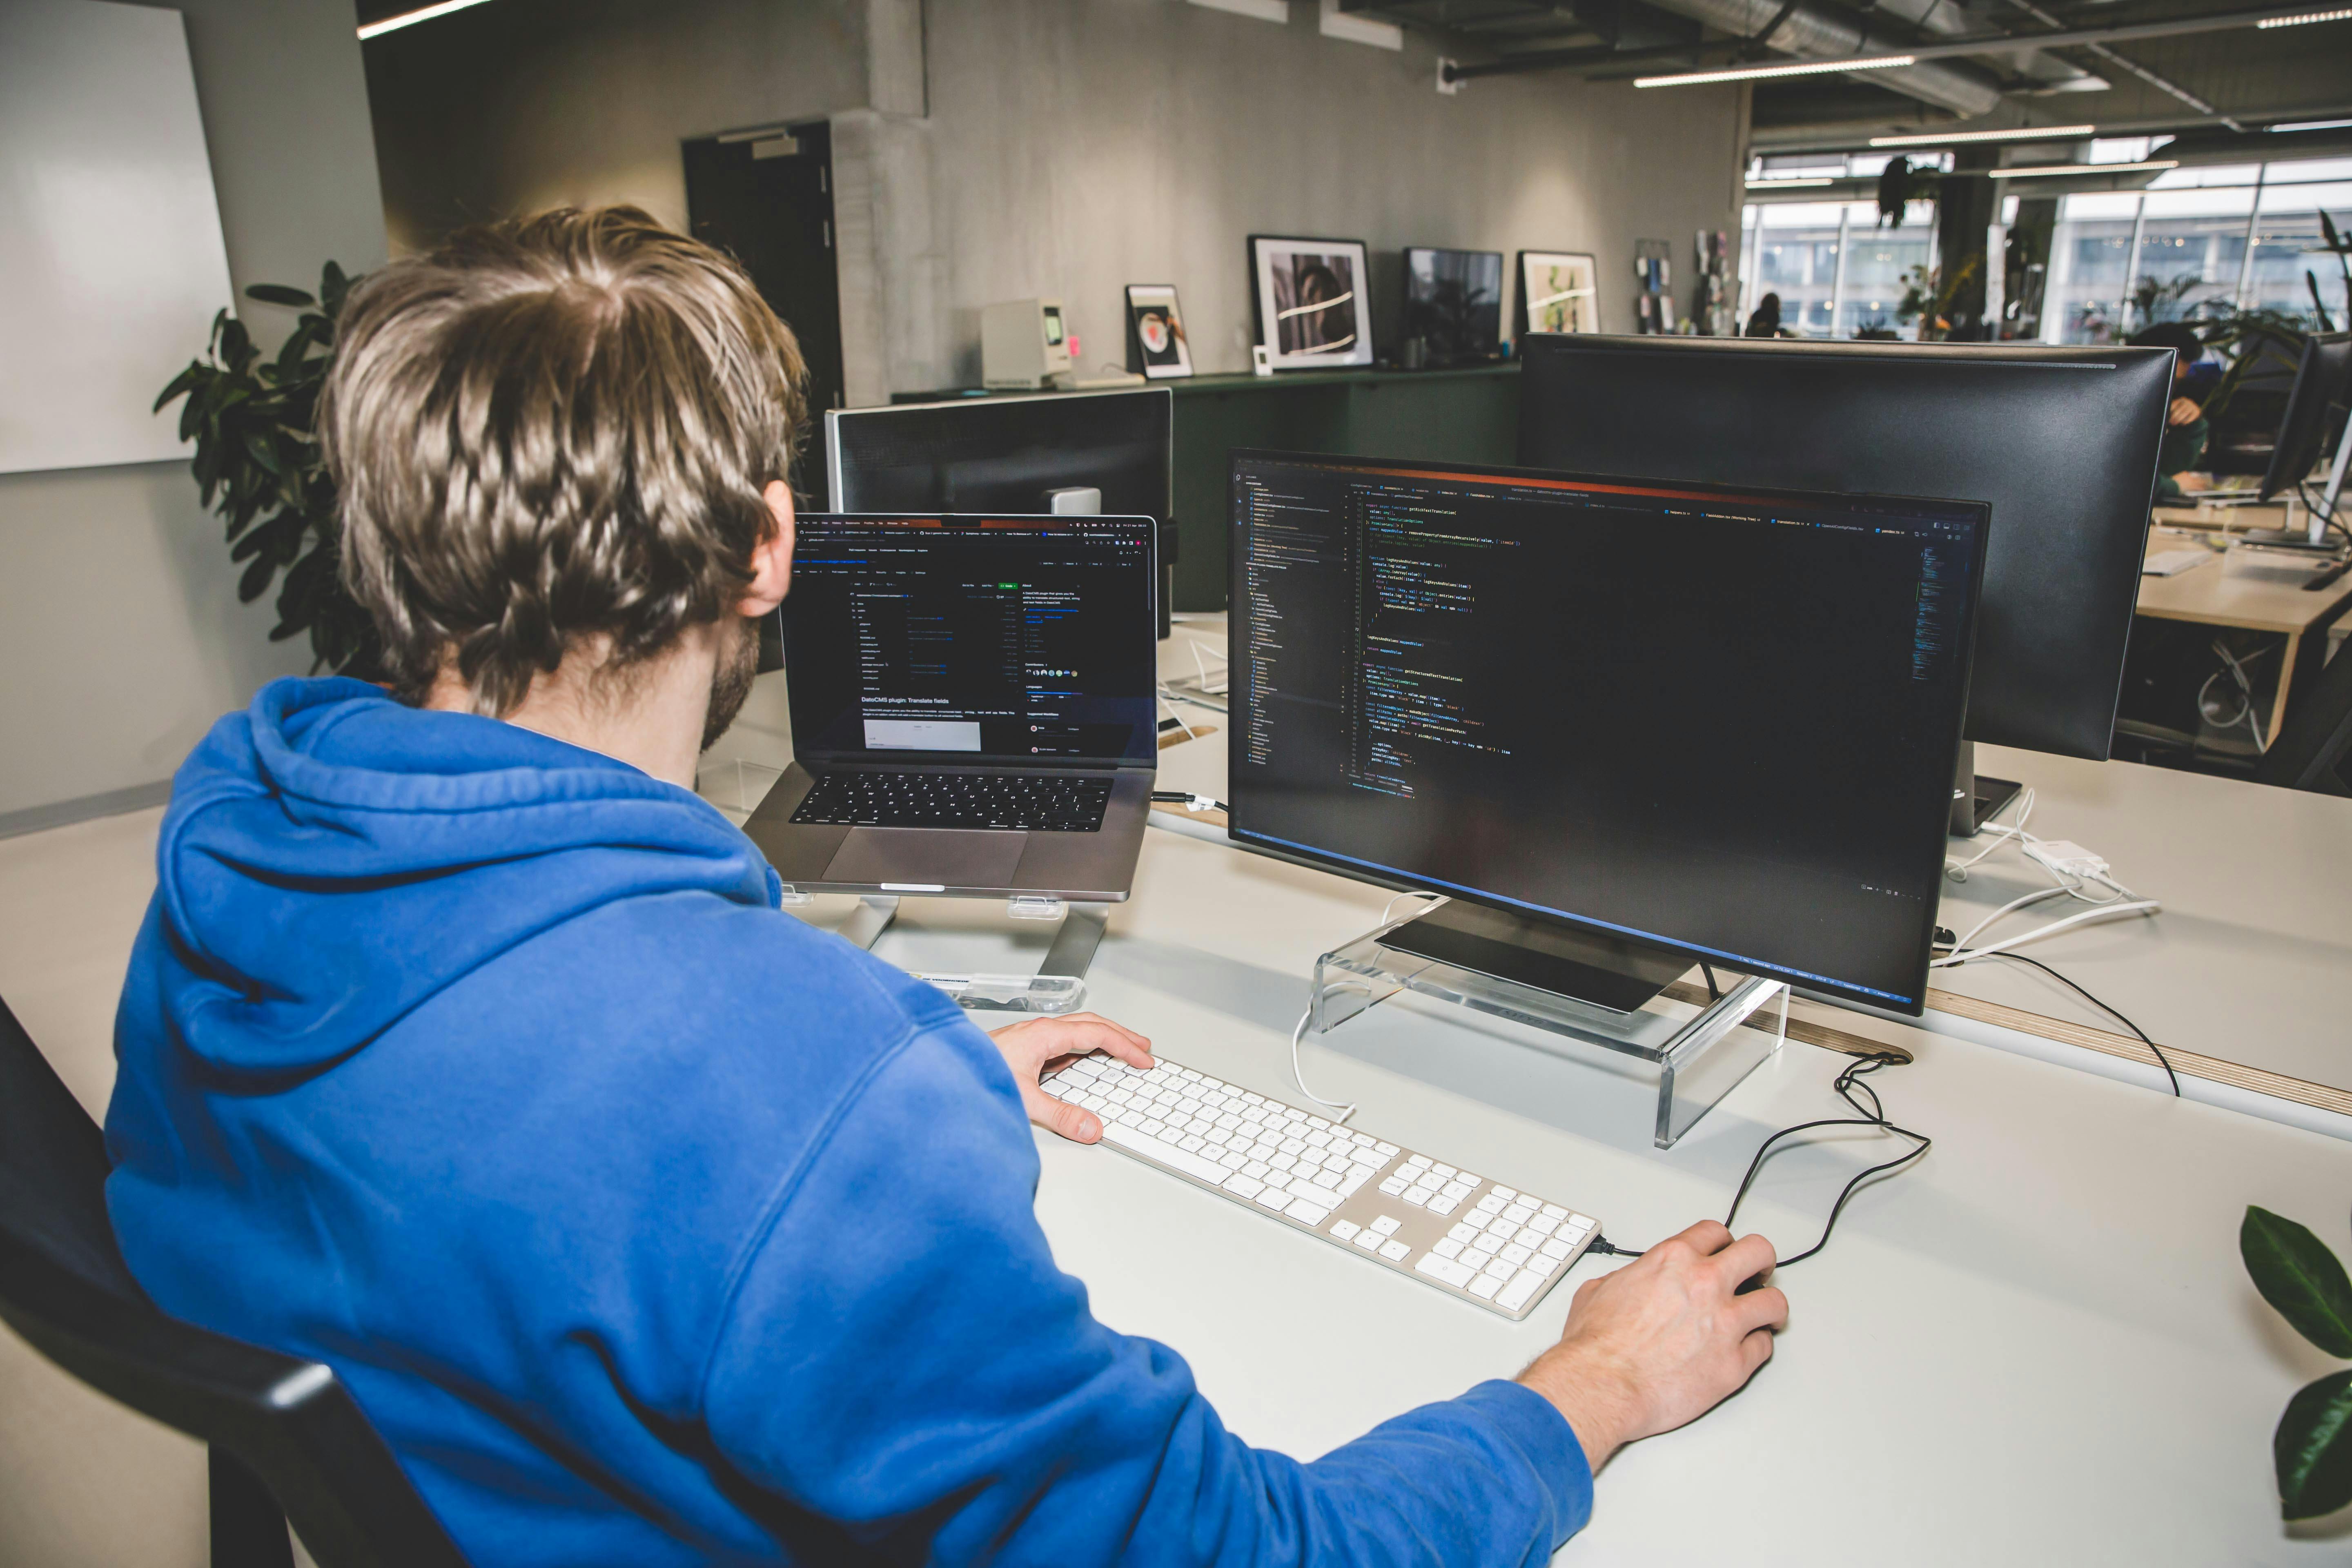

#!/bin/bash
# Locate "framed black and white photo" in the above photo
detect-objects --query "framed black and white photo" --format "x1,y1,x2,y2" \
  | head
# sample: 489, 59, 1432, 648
1517, 250, 1599, 337
1248, 235, 1374, 371
1124, 283, 1193, 379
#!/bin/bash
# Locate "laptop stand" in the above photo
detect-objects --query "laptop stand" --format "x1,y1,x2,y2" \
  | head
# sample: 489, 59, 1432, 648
815, 893, 1109, 1015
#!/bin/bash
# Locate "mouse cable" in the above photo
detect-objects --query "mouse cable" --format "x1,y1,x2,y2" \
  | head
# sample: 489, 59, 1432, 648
1149, 791, 1228, 813
1938, 947, 2180, 1097
1585, 1052, 1930, 1271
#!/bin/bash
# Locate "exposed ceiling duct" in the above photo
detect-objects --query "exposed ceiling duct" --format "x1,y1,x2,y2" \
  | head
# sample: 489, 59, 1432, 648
1633, 0, 2007, 116
1869, 0, 2107, 94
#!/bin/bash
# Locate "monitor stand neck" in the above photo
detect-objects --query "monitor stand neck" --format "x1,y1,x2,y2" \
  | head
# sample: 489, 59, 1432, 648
1950, 738, 2022, 837
1379, 900, 1692, 1016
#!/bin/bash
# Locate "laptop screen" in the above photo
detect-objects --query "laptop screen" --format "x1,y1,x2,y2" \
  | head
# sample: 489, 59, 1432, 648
782, 514, 1158, 766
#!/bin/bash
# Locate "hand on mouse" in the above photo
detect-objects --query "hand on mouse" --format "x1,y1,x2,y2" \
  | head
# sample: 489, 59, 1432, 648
1515, 1220, 1786, 1473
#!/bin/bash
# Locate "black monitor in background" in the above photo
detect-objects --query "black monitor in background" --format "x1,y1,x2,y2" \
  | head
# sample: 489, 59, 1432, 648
1514, 334, 2171, 831
2256, 331, 2352, 506
1227, 450, 1990, 1017
824, 388, 1176, 637
1402, 248, 1504, 366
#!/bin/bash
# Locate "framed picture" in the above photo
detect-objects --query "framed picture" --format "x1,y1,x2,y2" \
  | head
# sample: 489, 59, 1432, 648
1125, 284, 1193, 379
1517, 250, 1599, 337
1248, 234, 1374, 371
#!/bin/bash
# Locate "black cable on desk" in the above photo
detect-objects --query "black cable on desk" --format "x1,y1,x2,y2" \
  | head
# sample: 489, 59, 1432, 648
1953, 949, 2182, 1098
1587, 1052, 1930, 1274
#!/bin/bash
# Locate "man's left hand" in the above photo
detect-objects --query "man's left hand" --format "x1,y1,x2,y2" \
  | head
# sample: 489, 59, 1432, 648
990, 1013, 1154, 1143
2168, 395, 2203, 427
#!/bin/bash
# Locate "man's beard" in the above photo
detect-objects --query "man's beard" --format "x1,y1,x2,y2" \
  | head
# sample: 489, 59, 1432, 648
701, 613, 761, 753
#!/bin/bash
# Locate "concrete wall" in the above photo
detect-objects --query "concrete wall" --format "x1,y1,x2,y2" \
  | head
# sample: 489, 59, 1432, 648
911, 0, 1746, 389
365, 0, 1748, 400
0, 0, 389, 831
364, 0, 875, 252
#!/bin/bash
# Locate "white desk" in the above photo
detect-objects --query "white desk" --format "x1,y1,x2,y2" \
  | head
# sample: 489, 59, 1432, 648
668, 630, 2352, 1560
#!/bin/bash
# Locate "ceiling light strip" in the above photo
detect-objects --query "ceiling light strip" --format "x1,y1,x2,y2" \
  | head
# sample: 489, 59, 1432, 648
1986, 159, 2179, 178
1871, 124, 2097, 147
2257, 7, 2352, 24
1746, 177, 1838, 187
1637, 53, 1915, 87
357, 0, 499, 40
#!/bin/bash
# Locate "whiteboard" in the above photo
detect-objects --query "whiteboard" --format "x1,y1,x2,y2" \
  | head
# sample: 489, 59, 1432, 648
0, 1, 236, 475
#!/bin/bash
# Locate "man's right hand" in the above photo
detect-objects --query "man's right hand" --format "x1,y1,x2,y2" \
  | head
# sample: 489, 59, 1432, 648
1515, 1221, 1787, 1473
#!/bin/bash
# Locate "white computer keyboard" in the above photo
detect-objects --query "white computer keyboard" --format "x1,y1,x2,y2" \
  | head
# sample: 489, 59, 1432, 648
1041, 1051, 1599, 1320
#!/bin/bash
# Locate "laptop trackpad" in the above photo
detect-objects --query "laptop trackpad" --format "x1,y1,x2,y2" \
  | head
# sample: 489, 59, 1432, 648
823, 829, 1028, 889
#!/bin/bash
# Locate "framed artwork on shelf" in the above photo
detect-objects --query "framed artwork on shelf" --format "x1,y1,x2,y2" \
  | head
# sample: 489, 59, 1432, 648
1517, 250, 1599, 336
1124, 284, 1194, 379
1248, 234, 1374, 371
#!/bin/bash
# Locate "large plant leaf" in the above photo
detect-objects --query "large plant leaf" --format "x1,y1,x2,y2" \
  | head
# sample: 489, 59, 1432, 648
244, 283, 315, 308
237, 554, 275, 603
2245, 1207, 2352, 1356
2278, 1371, 2352, 1519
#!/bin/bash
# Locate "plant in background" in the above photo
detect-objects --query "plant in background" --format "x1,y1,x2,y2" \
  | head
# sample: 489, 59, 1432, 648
154, 263, 379, 678
2304, 210, 2351, 332
2243, 1207, 2352, 1519
1875, 156, 1939, 229
1894, 256, 1979, 339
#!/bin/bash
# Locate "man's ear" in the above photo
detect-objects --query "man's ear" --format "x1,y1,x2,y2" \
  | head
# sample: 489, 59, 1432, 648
739, 480, 795, 617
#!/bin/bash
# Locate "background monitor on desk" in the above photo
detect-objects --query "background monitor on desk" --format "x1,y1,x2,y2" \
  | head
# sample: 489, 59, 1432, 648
1401, 248, 1504, 367
1513, 334, 2172, 828
1225, 449, 1990, 1016
826, 387, 1176, 637
2253, 332, 2352, 543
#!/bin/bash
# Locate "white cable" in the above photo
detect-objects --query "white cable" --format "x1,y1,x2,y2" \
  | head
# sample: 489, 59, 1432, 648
1931, 898, 2162, 967
1189, 638, 1229, 696
1945, 788, 2034, 880
2211, 639, 2270, 755
1289, 995, 1361, 1123
1944, 884, 2071, 956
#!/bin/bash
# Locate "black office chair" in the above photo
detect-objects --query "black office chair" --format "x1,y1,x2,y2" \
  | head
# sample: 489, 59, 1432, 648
0, 995, 468, 1568
2258, 641, 2352, 795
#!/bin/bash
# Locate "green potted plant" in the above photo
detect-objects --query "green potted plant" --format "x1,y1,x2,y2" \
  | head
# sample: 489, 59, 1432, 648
154, 263, 379, 677
2243, 1206, 2352, 1519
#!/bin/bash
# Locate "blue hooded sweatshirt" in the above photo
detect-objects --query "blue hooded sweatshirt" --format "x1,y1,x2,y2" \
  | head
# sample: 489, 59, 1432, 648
105, 677, 1592, 1566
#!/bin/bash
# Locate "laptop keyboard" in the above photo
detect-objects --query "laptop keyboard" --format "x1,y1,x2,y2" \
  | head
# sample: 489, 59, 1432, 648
789, 772, 1114, 832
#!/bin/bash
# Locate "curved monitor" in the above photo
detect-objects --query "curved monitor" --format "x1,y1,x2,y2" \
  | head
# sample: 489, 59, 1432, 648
1516, 334, 2171, 761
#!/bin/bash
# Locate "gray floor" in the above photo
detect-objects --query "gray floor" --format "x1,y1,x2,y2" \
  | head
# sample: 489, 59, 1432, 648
1, 806, 223, 1566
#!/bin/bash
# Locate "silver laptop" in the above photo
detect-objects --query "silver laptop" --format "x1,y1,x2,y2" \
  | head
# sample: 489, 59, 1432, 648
743, 513, 1157, 902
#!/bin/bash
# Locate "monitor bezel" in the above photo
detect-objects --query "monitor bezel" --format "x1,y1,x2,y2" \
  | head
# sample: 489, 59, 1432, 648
1223, 447, 1992, 1016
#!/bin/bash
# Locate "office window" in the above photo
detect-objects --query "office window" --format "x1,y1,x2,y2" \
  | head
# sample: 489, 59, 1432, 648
2041, 156, 2352, 343
1738, 200, 1934, 339
2250, 178, 2352, 325
1836, 212, 1933, 337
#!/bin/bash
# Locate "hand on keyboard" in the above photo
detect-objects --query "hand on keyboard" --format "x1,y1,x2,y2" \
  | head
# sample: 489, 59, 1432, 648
1516, 1220, 1786, 1473
990, 1013, 1156, 1145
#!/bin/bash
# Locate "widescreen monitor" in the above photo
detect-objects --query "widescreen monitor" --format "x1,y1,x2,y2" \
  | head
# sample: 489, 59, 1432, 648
1402, 248, 1504, 365
1226, 449, 1989, 1016
2257, 331, 2352, 503
826, 387, 1176, 635
1515, 334, 2170, 766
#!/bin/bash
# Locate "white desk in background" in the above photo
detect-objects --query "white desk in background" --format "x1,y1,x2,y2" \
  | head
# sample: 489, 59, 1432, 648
694, 632, 2352, 1563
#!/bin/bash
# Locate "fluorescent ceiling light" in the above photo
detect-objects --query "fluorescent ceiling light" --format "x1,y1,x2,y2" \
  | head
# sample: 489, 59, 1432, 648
1747, 176, 1837, 187
2256, 7, 2352, 24
1871, 124, 2096, 147
1637, 54, 1915, 87
357, 0, 498, 39
2270, 118, 2352, 131
1987, 159, 2178, 177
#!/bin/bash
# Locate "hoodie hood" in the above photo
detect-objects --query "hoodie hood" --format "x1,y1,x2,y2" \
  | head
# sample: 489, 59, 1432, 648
147, 676, 778, 1079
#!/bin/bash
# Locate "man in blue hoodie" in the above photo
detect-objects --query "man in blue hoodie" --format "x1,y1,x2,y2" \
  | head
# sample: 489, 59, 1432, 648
105, 208, 1788, 1566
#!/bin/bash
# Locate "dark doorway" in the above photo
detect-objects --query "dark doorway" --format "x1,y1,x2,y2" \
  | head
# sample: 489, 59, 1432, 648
683, 120, 846, 501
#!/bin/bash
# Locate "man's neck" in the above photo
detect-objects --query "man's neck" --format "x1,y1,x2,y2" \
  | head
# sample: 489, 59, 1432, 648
420, 627, 719, 791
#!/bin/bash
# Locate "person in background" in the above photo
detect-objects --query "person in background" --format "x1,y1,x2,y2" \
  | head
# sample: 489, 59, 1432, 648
2129, 322, 2212, 501
1744, 291, 1785, 338
102, 207, 1788, 1567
